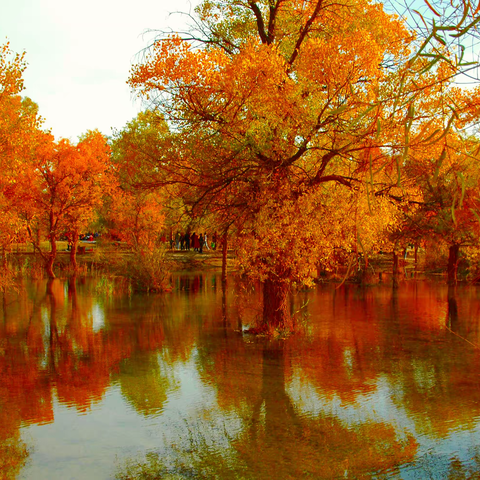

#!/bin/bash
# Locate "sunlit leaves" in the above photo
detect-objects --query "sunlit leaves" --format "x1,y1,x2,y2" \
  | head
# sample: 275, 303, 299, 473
128, 0, 480, 323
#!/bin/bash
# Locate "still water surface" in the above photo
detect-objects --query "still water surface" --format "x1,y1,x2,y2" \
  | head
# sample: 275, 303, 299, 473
2, 275, 480, 479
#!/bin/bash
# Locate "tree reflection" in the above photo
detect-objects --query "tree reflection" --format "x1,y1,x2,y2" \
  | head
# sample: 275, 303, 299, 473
382, 284, 480, 442
117, 353, 175, 417
0, 276, 196, 475
4, 277, 480, 479
118, 319, 418, 479
0, 285, 49, 478
117, 282, 480, 479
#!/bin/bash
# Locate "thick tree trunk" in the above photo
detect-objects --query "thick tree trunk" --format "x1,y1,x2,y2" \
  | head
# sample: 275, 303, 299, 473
46, 237, 57, 279
261, 279, 291, 332
261, 345, 297, 437
447, 244, 460, 285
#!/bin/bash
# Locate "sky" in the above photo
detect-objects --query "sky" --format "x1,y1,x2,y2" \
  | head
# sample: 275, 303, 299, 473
1, 0, 199, 141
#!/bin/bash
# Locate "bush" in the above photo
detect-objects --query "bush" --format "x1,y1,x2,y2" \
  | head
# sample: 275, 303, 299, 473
423, 242, 448, 274
121, 246, 172, 293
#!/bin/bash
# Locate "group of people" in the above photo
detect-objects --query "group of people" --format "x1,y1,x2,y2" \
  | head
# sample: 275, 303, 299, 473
65, 232, 99, 251
80, 233, 98, 241
171, 232, 218, 253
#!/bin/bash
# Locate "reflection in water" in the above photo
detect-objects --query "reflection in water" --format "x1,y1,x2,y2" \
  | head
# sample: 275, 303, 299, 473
1, 278, 480, 478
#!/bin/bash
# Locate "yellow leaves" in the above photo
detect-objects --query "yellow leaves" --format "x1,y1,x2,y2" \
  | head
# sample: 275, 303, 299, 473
235, 181, 394, 285
0, 44, 44, 174
297, 32, 381, 90
0, 42, 26, 97
129, 36, 230, 98
127, 0, 480, 291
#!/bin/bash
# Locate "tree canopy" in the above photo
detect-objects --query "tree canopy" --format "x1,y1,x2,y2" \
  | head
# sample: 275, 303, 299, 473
127, 0, 480, 330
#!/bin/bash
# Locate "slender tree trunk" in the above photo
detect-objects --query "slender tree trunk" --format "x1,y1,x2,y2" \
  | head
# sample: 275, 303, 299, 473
447, 284, 458, 329
414, 244, 419, 276
392, 251, 399, 289
46, 237, 57, 279
70, 233, 79, 272
47, 279, 58, 372
261, 279, 291, 332
222, 231, 228, 285
447, 243, 460, 285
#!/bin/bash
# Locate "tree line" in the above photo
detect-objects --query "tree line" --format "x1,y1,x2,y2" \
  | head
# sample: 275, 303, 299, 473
2, 0, 480, 332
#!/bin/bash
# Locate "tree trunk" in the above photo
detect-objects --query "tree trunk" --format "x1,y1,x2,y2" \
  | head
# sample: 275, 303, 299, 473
447, 243, 460, 285
447, 285, 458, 329
392, 251, 399, 289
221, 231, 228, 285
261, 279, 291, 332
46, 237, 57, 279
261, 344, 298, 438
70, 234, 79, 272
47, 279, 58, 372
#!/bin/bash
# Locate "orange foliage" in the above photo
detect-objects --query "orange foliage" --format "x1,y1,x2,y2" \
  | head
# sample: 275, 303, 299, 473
128, 0, 473, 328
4, 130, 114, 276
109, 111, 170, 249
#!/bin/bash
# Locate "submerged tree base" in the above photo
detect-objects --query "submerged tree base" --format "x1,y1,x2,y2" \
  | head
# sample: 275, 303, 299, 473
251, 279, 295, 336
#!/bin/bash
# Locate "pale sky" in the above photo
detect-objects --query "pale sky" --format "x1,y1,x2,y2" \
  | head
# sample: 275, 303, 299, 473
1, 0, 199, 141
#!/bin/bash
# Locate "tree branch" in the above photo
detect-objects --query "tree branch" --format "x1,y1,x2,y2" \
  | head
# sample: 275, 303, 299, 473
249, 1, 269, 44
288, 0, 325, 67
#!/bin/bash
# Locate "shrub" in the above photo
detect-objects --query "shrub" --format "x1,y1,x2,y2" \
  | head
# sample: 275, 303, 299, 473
121, 246, 172, 293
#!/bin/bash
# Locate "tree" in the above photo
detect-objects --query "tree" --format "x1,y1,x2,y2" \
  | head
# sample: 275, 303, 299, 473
0, 42, 41, 168
106, 112, 175, 292
403, 131, 480, 283
129, 0, 474, 332
4, 131, 113, 277
108, 110, 171, 251
63, 130, 116, 272
0, 43, 44, 272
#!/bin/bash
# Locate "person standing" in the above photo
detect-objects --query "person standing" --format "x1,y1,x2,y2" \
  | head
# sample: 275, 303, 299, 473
199, 233, 204, 253
192, 232, 200, 252
204, 232, 210, 250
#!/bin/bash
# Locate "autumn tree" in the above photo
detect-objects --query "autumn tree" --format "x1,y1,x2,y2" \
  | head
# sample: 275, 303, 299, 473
1, 43, 116, 277
4, 131, 113, 277
108, 111, 172, 249
106, 112, 175, 291
403, 131, 480, 283
0, 43, 44, 270
64, 130, 116, 272
129, 0, 476, 332
0, 42, 42, 166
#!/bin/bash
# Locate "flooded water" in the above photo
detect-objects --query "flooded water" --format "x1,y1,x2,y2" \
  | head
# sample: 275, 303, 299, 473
2, 274, 480, 479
